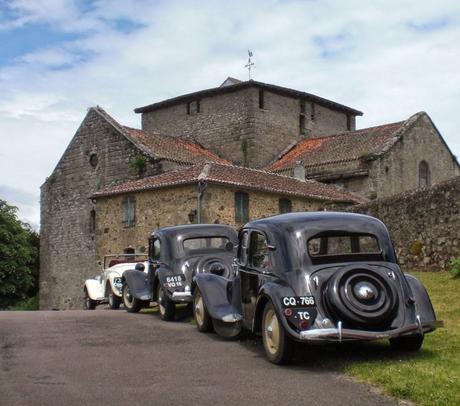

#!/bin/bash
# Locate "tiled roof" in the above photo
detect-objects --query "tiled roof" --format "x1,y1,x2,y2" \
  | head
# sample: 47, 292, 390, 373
134, 80, 362, 116
123, 126, 229, 165
93, 162, 365, 204
92, 106, 228, 165
265, 116, 418, 173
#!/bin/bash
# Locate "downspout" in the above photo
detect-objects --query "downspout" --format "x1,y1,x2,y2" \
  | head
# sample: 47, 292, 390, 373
197, 163, 211, 224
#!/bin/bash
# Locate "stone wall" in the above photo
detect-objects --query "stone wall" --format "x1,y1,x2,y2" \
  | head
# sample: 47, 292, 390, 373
94, 183, 326, 263
40, 108, 175, 310
349, 176, 460, 271
141, 86, 352, 169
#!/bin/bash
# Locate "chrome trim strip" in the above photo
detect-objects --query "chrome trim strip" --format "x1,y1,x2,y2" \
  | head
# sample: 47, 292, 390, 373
299, 320, 442, 341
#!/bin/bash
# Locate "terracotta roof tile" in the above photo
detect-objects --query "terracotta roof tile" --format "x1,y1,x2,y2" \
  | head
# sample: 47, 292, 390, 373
93, 162, 365, 204
123, 126, 229, 165
266, 120, 408, 172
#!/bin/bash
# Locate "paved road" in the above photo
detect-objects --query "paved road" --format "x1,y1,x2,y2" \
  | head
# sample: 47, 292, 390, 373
0, 309, 397, 406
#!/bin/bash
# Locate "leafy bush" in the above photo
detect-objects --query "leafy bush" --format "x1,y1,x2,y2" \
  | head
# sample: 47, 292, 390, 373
0, 199, 39, 309
8, 296, 39, 310
450, 257, 460, 278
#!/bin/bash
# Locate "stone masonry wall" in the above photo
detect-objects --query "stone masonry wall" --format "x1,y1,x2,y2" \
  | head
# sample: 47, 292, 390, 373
40, 108, 175, 309
369, 114, 460, 199
349, 176, 460, 271
141, 87, 352, 169
94, 184, 327, 260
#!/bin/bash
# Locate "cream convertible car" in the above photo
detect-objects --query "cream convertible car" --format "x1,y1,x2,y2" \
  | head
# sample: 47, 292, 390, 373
83, 254, 148, 310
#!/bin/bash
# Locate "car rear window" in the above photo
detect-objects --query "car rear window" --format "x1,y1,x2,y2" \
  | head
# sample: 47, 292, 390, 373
183, 237, 230, 251
308, 234, 381, 257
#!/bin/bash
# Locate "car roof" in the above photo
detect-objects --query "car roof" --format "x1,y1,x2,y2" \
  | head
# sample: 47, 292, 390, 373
151, 224, 238, 242
244, 212, 389, 240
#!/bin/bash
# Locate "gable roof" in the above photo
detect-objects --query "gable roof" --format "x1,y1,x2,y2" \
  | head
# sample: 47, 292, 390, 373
93, 106, 228, 165
134, 79, 363, 116
265, 114, 420, 173
92, 162, 365, 204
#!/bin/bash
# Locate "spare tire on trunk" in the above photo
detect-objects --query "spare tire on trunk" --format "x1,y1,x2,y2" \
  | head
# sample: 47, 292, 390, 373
325, 265, 398, 329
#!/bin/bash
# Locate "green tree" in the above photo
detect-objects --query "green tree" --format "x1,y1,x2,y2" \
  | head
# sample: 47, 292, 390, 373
0, 199, 38, 308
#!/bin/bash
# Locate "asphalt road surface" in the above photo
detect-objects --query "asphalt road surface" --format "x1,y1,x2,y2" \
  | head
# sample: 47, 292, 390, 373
0, 309, 398, 406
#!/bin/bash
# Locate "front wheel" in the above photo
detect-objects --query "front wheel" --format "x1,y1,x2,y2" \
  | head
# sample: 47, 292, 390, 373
390, 334, 424, 351
262, 301, 293, 364
108, 289, 121, 310
193, 288, 213, 332
84, 289, 96, 310
122, 284, 142, 313
157, 284, 176, 321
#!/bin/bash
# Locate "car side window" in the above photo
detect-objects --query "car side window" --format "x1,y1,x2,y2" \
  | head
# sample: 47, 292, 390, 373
249, 232, 270, 269
152, 238, 161, 261
238, 231, 249, 265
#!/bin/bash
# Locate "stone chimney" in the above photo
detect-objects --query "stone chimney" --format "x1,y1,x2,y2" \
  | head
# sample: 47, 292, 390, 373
294, 160, 305, 181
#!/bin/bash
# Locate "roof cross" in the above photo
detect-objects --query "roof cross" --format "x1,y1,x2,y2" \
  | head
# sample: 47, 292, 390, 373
244, 50, 254, 80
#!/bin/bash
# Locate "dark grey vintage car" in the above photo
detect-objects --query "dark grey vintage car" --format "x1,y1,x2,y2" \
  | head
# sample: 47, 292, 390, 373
122, 224, 238, 320
193, 212, 442, 364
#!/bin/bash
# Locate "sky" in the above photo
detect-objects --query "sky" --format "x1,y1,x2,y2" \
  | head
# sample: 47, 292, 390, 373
0, 0, 459, 229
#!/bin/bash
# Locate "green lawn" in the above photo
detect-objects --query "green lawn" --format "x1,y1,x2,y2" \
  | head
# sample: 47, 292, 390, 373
343, 272, 459, 406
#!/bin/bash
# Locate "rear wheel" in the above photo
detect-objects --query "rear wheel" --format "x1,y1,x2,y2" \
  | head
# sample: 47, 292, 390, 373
108, 289, 121, 310
84, 289, 96, 310
262, 301, 293, 364
193, 288, 213, 332
157, 284, 176, 321
122, 284, 142, 313
390, 334, 424, 352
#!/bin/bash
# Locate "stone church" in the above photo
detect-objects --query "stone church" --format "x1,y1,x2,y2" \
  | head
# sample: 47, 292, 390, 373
40, 77, 459, 309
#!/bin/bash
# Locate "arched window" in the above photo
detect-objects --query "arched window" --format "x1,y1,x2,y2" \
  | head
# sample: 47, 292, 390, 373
235, 192, 249, 223
279, 198, 292, 214
419, 161, 430, 188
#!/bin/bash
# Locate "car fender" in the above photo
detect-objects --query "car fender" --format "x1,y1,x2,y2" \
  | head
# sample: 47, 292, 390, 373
194, 273, 240, 322
404, 274, 437, 323
84, 279, 104, 301
253, 282, 297, 333
123, 269, 151, 301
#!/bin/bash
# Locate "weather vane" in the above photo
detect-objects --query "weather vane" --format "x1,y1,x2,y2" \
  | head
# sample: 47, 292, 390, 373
245, 50, 254, 80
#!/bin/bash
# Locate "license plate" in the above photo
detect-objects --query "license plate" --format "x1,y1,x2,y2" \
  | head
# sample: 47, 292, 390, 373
164, 274, 186, 288
282, 296, 315, 307
113, 277, 123, 288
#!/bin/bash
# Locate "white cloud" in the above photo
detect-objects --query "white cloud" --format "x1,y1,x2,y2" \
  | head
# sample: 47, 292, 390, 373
0, 0, 459, 226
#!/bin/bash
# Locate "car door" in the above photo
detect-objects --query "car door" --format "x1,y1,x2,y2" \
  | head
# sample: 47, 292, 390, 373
239, 229, 271, 329
148, 236, 162, 293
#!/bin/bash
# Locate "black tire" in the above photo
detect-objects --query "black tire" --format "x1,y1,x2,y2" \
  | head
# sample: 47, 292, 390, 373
390, 334, 424, 352
157, 284, 176, 321
84, 289, 96, 310
193, 288, 213, 332
122, 284, 142, 313
262, 301, 293, 364
108, 289, 121, 310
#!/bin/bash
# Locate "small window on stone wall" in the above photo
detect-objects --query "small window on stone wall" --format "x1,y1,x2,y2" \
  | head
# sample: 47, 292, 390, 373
89, 153, 98, 168
122, 196, 136, 227
90, 209, 96, 233
419, 160, 431, 188
279, 198, 292, 214
259, 89, 265, 109
235, 191, 249, 223
187, 100, 200, 115
310, 103, 315, 121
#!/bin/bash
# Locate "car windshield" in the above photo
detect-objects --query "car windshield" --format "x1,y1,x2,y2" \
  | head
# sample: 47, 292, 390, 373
183, 237, 230, 251
307, 233, 382, 263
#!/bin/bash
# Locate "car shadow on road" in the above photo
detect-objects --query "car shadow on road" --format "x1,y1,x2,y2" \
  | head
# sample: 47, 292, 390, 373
234, 334, 435, 372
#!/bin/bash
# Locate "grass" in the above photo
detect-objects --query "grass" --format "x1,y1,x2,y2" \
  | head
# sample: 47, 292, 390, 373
343, 272, 459, 406
7, 296, 39, 310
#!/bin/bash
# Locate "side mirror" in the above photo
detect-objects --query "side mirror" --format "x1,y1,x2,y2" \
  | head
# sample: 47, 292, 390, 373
135, 263, 145, 272
225, 241, 234, 251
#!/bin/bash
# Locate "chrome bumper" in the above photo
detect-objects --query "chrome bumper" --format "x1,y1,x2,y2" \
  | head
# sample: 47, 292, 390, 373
172, 291, 192, 299
299, 319, 443, 342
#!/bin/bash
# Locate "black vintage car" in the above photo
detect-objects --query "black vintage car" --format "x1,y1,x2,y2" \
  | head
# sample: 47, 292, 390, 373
122, 224, 238, 321
193, 212, 442, 364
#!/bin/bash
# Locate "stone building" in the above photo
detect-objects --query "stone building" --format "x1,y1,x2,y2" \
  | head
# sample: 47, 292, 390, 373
40, 77, 459, 309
